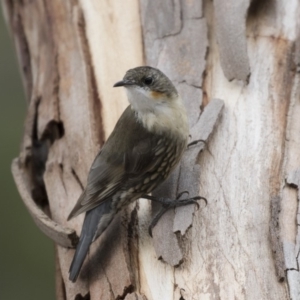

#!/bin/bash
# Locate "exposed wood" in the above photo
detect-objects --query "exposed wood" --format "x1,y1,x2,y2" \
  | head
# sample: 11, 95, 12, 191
4, 0, 300, 299
55, 249, 66, 300
124, 293, 147, 300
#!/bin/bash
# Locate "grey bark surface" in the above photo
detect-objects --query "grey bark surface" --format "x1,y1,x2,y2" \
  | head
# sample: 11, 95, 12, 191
213, 0, 251, 81
3, 0, 300, 299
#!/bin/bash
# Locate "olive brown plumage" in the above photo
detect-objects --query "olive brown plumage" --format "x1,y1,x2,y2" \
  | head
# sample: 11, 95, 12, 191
68, 66, 190, 282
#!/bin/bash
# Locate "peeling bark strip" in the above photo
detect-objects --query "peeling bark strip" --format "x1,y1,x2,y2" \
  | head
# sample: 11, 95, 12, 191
11, 158, 78, 248
213, 0, 251, 81
4, 0, 300, 298
174, 98, 224, 235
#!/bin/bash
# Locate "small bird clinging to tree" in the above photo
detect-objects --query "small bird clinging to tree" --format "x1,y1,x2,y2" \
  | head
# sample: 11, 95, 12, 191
68, 66, 203, 282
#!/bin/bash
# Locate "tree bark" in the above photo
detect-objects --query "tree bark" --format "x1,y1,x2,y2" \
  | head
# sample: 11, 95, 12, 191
3, 0, 300, 299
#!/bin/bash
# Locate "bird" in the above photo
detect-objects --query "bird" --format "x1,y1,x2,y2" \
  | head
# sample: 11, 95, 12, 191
67, 66, 202, 282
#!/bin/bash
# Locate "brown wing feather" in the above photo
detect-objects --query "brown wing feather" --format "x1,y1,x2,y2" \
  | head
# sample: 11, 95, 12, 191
68, 106, 168, 220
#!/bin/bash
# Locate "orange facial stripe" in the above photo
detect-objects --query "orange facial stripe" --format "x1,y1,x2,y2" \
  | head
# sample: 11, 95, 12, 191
151, 91, 164, 99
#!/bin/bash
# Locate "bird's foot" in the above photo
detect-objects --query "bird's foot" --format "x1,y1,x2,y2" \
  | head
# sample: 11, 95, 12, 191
142, 192, 207, 237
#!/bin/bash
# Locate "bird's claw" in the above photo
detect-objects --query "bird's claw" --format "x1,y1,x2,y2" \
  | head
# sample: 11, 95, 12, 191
185, 196, 207, 210
187, 139, 206, 148
147, 193, 207, 236
176, 190, 189, 199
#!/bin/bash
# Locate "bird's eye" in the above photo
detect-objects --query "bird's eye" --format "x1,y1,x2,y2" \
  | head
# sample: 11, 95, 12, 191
144, 77, 153, 85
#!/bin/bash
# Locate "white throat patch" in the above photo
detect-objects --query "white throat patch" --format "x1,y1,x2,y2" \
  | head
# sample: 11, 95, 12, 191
125, 86, 188, 138
126, 86, 158, 113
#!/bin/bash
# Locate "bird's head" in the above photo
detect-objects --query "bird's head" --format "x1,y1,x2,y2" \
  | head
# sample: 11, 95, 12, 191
114, 66, 179, 114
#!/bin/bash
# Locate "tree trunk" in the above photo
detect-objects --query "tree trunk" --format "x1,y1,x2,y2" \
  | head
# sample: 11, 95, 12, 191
3, 0, 300, 299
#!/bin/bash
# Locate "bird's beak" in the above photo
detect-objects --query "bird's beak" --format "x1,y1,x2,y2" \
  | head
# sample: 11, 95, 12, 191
113, 80, 135, 87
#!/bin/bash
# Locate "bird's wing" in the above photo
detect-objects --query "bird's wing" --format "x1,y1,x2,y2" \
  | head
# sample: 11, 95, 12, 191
68, 134, 168, 220
124, 137, 166, 175
67, 150, 124, 220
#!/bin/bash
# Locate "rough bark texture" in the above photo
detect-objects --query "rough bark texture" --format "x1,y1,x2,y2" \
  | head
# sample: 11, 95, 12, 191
3, 0, 300, 299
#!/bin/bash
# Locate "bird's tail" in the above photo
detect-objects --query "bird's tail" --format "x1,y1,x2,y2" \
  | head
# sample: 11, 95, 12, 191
69, 201, 111, 282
